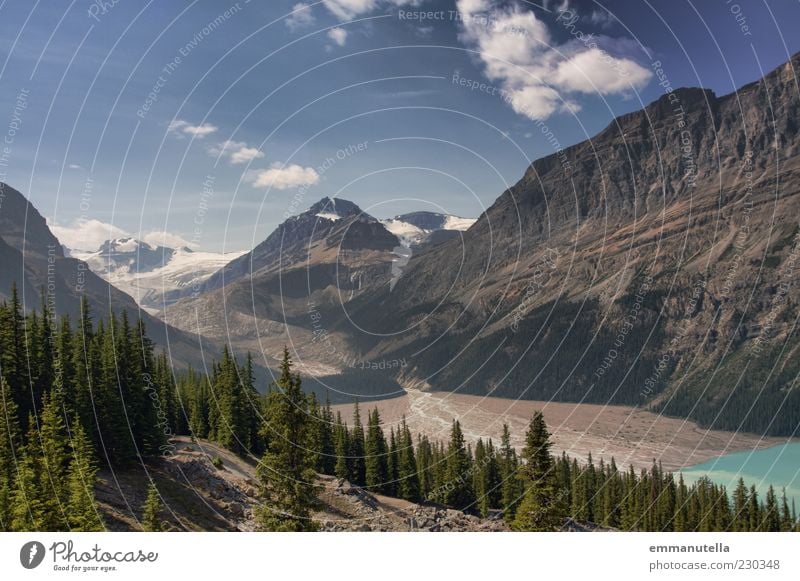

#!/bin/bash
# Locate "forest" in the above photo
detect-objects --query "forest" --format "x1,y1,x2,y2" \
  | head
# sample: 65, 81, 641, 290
0, 285, 797, 532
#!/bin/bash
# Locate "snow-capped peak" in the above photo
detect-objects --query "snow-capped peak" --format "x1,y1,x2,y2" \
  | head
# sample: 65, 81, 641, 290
381, 211, 476, 248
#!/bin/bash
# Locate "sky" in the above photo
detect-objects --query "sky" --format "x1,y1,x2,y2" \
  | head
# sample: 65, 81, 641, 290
0, 0, 798, 253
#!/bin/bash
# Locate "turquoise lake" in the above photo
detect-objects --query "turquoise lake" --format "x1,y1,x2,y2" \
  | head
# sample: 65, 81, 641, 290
680, 442, 800, 507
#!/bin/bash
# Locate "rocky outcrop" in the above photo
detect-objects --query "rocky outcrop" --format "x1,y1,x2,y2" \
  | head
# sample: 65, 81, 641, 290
316, 476, 508, 532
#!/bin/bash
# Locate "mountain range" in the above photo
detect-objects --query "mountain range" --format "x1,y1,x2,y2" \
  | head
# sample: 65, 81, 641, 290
0, 182, 214, 368
3, 52, 799, 434
70, 238, 245, 313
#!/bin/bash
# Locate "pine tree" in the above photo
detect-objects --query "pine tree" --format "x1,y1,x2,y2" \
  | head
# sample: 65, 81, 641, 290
763, 485, 781, 531
443, 420, 474, 509
255, 349, 319, 531
415, 434, 434, 501
10, 444, 44, 531
364, 409, 388, 492
602, 457, 622, 528
732, 478, 748, 531
142, 482, 163, 532
780, 488, 793, 532
36, 392, 70, 529
334, 412, 350, 481
748, 485, 761, 532
0, 376, 21, 530
499, 423, 521, 521
317, 397, 335, 475
0, 285, 26, 431
513, 411, 566, 531
397, 417, 419, 501
387, 427, 399, 497
349, 402, 366, 486
65, 421, 103, 531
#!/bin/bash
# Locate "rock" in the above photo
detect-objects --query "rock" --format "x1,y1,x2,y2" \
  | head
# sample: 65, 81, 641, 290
228, 502, 245, 517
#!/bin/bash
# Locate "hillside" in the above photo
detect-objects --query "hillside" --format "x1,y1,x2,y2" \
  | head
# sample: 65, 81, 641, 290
98, 436, 506, 532
336, 52, 800, 436
0, 182, 216, 367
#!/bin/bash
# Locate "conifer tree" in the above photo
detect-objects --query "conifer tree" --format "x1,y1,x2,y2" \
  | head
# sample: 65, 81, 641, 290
317, 397, 335, 475
415, 434, 434, 501
364, 409, 388, 492
732, 478, 748, 531
513, 411, 566, 531
0, 376, 21, 530
142, 482, 163, 532
10, 445, 44, 531
387, 427, 399, 497
65, 421, 103, 531
499, 423, 521, 521
255, 349, 319, 531
0, 285, 25, 430
397, 417, 419, 502
349, 402, 366, 486
444, 420, 474, 509
334, 412, 350, 481
36, 392, 70, 529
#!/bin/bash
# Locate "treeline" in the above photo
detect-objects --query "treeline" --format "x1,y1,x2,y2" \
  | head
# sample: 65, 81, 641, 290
1, 287, 798, 532
305, 400, 800, 532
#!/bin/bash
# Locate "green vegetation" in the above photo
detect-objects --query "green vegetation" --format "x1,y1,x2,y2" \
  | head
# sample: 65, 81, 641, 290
142, 483, 164, 532
1, 285, 797, 532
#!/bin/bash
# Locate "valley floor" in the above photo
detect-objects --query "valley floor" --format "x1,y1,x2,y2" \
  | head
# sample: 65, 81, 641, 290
333, 389, 791, 472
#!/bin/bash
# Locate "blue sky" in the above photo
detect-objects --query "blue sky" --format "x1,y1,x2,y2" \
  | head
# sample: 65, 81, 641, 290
0, 0, 798, 252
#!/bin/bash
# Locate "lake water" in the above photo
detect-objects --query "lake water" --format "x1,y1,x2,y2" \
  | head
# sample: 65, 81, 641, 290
680, 442, 800, 508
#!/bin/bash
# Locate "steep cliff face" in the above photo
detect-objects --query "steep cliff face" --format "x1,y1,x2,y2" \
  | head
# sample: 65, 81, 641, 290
338, 53, 800, 435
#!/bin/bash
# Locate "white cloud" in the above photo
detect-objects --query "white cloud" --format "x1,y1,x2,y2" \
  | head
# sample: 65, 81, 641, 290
168, 119, 218, 138
50, 219, 196, 253
67, 163, 83, 170
247, 163, 320, 190
208, 140, 265, 164
553, 48, 652, 94
286, 3, 315, 31
323, 0, 377, 20
327, 27, 348, 46
455, 0, 652, 120
322, 0, 419, 21
50, 218, 128, 252
141, 231, 196, 249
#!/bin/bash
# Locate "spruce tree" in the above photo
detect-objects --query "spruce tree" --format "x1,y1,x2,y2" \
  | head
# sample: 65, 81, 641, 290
349, 402, 366, 486
444, 420, 474, 509
142, 482, 163, 532
364, 409, 388, 492
397, 417, 419, 501
334, 412, 350, 481
65, 421, 104, 531
387, 427, 399, 497
317, 397, 335, 475
10, 444, 44, 531
0, 376, 21, 530
36, 393, 70, 529
499, 423, 521, 521
512, 411, 566, 531
255, 349, 319, 531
